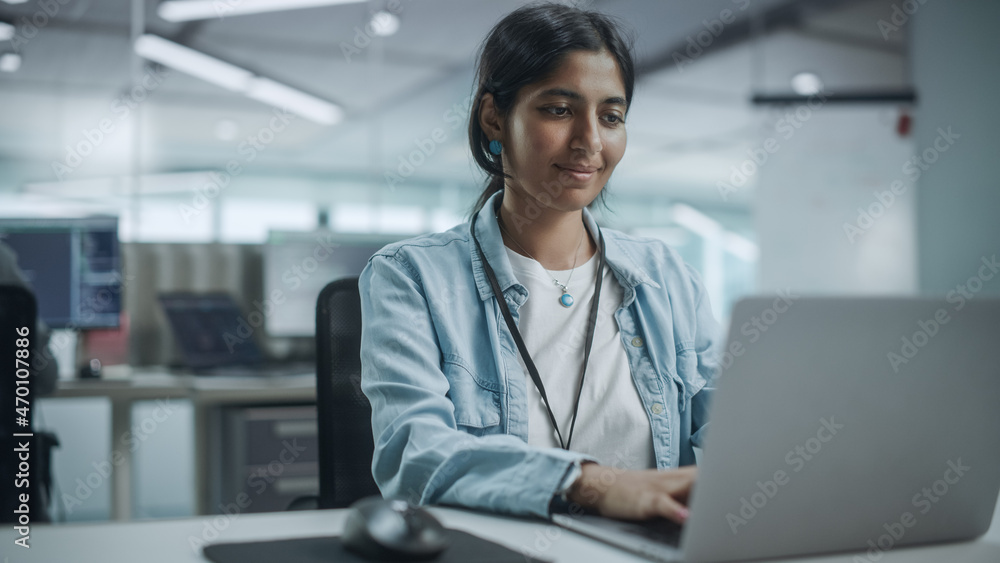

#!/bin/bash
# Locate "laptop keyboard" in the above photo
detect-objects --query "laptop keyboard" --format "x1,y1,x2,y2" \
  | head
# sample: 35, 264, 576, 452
606, 517, 684, 546
553, 513, 685, 562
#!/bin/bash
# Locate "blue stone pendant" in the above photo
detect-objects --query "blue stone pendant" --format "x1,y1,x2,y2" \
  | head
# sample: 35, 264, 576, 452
559, 293, 574, 308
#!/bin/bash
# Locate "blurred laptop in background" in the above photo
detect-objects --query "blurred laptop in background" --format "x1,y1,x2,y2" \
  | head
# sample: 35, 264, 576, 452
159, 292, 312, 377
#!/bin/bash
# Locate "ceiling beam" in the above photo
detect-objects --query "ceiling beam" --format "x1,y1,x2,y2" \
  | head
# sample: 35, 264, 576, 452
635, 0, 877, 77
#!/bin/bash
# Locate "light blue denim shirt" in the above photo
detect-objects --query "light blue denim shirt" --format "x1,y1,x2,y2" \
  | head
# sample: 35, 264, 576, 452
359, 190, 722, 519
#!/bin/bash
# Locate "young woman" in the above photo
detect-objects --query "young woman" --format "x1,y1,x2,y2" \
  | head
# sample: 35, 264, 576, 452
359, 3, 721, 525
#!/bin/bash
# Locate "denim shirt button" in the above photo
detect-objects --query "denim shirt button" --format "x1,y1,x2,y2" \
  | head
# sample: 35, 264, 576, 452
631, 336, 644, 347
651, 402, 664, 415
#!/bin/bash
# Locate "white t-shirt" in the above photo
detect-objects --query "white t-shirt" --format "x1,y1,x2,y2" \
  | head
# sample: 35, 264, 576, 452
505, 246, 656, 471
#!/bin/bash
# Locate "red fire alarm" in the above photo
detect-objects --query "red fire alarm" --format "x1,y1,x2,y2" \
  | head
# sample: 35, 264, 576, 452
897, 110, 912, 137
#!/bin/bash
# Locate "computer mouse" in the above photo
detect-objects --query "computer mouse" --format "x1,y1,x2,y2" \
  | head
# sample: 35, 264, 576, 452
341, 496, 450, 561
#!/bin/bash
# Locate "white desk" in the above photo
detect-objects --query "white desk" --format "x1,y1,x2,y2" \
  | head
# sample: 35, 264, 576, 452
4, 499, 1000, 563
49, 370, 316, 520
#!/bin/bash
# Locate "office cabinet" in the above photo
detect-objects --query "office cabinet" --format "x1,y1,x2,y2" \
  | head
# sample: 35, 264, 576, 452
217, 404, 319, 514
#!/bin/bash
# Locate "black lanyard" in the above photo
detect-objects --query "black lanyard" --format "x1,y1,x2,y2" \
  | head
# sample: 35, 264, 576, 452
470, 209, 606, 451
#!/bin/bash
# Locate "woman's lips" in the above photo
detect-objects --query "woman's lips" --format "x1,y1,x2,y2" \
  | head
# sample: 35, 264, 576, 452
555, 164, 599, 182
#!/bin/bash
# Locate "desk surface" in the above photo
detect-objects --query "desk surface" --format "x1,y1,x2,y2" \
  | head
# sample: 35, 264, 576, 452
52, 370, 316, 402
4, 497, 1000, 563
33, 375, 1000, 560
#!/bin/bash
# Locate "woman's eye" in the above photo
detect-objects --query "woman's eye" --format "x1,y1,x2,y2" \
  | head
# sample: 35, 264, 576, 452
542, 106, 623, 124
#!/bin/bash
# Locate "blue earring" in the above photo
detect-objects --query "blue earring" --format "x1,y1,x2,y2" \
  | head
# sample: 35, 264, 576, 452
489, 139, 502, 155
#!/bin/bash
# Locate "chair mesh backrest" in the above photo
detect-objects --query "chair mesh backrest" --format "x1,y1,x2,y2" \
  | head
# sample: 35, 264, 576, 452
315, 278, 380, 508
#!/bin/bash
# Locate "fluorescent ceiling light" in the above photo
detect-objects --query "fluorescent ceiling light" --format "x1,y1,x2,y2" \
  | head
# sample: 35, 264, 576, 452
669, 203, 759, 261
722, 232, 759, 262
214, 119, 240, 141
370, 10, 400, 37
0, 22, 15, 41
135, 34, 252, 91
669, 203, 722, 239
247, 77, 343, 125
791, 72, 823, 96
134, 34, 343, 125
158, 0, 365, 22
23, 171, 220, 197
0, 53, 20, 72
1, 0, 30, 5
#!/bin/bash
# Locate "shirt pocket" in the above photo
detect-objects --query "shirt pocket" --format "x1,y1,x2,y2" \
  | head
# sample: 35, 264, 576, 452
673, 347, 709, 413
442, 355, 502, 435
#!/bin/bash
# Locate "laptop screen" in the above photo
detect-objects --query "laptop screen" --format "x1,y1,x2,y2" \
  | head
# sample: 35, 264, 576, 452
158, 293, 264, 370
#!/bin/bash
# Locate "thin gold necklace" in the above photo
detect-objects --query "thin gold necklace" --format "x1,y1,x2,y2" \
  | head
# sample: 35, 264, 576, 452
497, 213, 585, 308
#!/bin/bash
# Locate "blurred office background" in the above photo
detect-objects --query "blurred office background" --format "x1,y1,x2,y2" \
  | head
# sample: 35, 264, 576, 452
0, 0, 996, 522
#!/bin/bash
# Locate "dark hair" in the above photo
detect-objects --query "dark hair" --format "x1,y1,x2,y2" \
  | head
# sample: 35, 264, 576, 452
467, 2, 636, 216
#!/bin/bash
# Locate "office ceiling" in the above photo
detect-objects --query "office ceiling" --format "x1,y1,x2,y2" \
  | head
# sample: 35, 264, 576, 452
0, 0, 908, 214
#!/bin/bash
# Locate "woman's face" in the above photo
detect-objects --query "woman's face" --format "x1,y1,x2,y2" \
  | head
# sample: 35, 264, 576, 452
499, 49, 628, 213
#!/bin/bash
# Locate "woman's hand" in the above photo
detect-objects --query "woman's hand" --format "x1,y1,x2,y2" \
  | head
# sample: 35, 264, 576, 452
566, 463, 697, 524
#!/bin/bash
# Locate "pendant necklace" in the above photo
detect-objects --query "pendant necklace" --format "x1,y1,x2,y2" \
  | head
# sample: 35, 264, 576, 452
497, 213, 586, 308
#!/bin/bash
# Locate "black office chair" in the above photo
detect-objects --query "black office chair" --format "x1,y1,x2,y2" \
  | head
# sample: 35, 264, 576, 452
310, 277, 381, 509
0, 285, 58, 523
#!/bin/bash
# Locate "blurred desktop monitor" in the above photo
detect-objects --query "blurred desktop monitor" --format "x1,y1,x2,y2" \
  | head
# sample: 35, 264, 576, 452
263, 230, 403, 337
0, 216, 122, 329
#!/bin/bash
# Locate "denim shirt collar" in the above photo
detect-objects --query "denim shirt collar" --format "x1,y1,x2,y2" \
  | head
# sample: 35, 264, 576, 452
469, 189, 659, 304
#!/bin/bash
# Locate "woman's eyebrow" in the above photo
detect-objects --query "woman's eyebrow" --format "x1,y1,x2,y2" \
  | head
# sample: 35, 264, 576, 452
539, 88, 626, 106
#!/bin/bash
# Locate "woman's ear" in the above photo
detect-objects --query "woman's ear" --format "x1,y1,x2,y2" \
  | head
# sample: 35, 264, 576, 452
478, 92, 503, 142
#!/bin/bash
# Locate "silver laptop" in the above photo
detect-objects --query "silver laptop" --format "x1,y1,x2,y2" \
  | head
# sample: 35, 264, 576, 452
553, 296, 1000, 562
